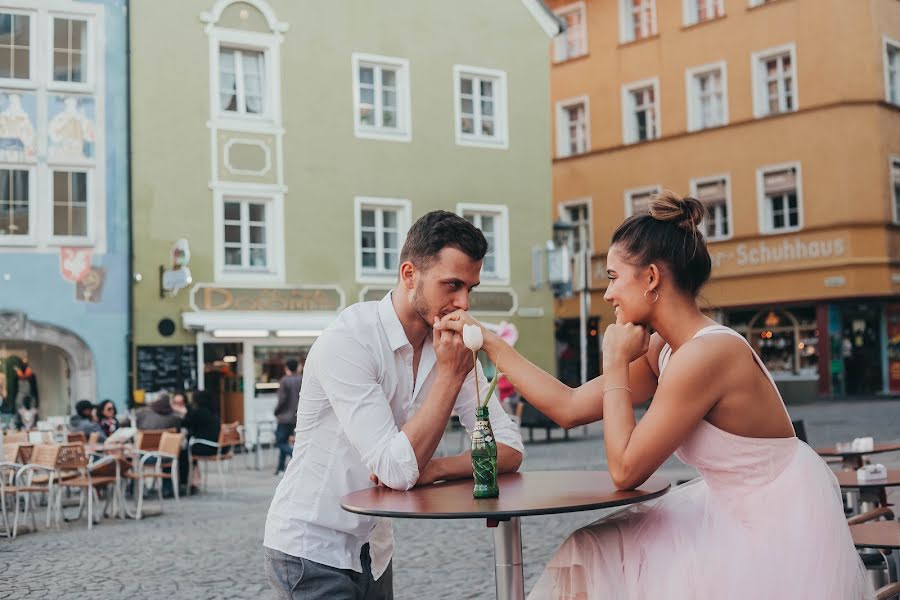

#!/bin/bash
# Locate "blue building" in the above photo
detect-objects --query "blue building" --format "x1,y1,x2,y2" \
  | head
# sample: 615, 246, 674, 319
0, 0, 129, 421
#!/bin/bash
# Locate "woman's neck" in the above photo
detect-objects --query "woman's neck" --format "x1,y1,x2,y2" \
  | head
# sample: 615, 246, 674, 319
649, 295, 717, 352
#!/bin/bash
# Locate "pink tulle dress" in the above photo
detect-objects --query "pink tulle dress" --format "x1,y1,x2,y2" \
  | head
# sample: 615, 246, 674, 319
528, 325, 874, 600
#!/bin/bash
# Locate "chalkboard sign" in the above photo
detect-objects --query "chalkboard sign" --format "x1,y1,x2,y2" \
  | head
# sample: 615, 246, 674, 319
136, 345, 198, 393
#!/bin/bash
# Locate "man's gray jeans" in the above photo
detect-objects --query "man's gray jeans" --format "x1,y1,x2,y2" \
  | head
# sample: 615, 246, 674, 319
264, 544, 393, 600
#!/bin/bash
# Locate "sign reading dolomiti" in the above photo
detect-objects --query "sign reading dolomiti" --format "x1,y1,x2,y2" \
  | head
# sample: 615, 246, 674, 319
190, 285, 343, 313
711, 235, 848, 270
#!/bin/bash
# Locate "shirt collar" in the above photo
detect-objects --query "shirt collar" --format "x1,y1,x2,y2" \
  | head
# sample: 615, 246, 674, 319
378, 291, 411, 352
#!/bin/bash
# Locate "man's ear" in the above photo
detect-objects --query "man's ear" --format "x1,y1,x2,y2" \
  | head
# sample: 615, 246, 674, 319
399, 261, 416, 290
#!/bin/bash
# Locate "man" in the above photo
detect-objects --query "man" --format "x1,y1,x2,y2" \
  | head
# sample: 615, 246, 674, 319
69, 399, 106, 442
273, 358, 303, 475
264, 211, 524, 599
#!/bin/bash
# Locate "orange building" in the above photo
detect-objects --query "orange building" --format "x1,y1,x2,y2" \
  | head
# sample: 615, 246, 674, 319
547, 0, 900, 401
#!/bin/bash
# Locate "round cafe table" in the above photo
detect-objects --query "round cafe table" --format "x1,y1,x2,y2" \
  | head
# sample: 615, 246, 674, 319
341, 471, 670, 600
815, 442, 900, 470
835, 469, 900, 515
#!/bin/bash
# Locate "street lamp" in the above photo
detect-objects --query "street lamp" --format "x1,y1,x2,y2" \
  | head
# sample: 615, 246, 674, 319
551, 219, 591, 388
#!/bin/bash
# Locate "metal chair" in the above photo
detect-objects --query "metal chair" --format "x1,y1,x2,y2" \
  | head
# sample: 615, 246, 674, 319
188, 422, 242, 495
127, 431, 184, 519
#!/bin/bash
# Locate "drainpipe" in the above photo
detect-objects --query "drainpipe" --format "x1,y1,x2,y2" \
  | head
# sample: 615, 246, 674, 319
125, 0, 135, 406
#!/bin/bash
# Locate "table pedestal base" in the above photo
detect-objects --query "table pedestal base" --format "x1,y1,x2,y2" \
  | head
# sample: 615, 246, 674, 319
492, 517, 524, 600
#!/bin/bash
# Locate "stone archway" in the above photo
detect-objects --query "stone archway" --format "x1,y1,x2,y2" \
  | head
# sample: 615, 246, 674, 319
0, 311, 95, 414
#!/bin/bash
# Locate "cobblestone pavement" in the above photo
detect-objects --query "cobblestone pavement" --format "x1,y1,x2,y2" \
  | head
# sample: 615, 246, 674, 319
3, 399, 899, 600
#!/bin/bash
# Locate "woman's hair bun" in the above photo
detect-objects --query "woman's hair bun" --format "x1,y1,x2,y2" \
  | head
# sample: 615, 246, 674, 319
648, 189, 704, 233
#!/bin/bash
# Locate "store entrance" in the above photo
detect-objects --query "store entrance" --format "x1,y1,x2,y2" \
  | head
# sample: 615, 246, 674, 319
202, 342, 244, 424
840, 304, 883, 396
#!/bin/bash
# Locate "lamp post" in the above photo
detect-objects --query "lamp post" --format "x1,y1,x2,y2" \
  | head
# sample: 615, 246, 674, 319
552, 219, 590, 387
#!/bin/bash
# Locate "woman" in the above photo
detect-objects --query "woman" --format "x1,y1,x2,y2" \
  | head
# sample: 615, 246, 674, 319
95, 399, 120, 438
440, 191, 872, 599
179, 390, 222, 494
134, 393, 183, 430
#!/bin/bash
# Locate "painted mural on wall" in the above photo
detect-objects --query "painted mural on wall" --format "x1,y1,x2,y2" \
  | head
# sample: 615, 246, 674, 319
48, 95, 95, 162
0, 92, 37, 162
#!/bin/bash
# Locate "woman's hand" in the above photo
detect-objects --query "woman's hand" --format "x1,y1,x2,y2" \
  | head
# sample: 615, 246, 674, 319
438, 311, 501, 354
602, 315, 650, 369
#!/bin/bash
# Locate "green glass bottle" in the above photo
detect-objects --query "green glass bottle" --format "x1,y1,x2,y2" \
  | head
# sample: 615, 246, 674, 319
472, 405, 499, 498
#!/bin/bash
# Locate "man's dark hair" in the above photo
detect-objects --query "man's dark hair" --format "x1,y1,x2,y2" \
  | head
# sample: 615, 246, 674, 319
399, 210, 488, 271
75, 399, 93, 417
285, 359, 299, 373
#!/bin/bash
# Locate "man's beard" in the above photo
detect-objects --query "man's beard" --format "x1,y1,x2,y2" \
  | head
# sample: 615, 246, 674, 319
411, 279, 434, 328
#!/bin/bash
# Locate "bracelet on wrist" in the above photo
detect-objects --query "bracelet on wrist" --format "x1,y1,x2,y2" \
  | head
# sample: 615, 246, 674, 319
602, 385, 632, 399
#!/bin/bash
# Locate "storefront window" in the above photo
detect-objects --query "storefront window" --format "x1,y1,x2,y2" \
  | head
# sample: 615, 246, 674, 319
253, 345, 308, 397
724, 307, 818, 377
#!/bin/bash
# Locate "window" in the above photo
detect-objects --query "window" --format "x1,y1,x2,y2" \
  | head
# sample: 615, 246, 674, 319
625, 186, 660, 217
560, 201, 591, 254
52, 170, 87, 238
620, 0, 657, 43
0, 11, 31, 81
621, 79, 659, 144
0, 168, 29, 237
554, 2, 587, 62
556, 96, 589, 157
222, 198, 269, 270
752, 44, 797, 118
219, 46, 265, 116
891, 158, 900, 224
758, 164, 802, 233
352, 53, 411, 141
52, 17, 87, 84
686, 62, 727, 131
355, 198, 410, 281
692, 176, 731, 241
684, 0, 724, 25
458, 203, 509, 282
885, 37, 900, 105
454, 65, 508, 148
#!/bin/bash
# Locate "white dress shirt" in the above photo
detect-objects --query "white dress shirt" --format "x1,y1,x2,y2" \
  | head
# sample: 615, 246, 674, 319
264, 292, 525, 579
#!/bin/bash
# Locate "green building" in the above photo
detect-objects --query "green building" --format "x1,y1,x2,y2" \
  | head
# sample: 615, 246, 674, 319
130, 0, 561, 433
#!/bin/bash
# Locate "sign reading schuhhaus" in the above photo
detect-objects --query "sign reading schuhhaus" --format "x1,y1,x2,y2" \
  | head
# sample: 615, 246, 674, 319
190, 285, 343, 312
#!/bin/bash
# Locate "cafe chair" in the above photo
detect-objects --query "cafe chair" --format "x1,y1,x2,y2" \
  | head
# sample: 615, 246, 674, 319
127, 431, 184, 519
55, 444, 123, 530
11, 444, 62, 538
188, 422, 242, 496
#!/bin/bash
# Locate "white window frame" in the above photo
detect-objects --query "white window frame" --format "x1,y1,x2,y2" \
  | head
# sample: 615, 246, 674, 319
354, 196, 411, 284
890, 155, 900, 225
751, 42, 798, 118
621, 77, 660, 144
623, 185, 661, 217
351, 52, 411, 142
0, 164, 35, 245
553, 1, 588, 62
555, 95, 590, 158
46, 12, 93, 93
756, 161, 803, 235
0, 8, 36, 89
685, 60, 728, 132
456, 202, 510, 285
209, 28, 279, 127
619, 0, 657, 44
558, 198, 592, 255
690, 174, 732, 242
884, 36, 900, 106
48, 167, 92, 246
453, 65, 509, 150
683, 0, 724, 26
213, 189, 284, 283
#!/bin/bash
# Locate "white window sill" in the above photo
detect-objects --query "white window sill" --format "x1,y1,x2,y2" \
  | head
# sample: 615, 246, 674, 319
0, 79, 37, 90
357, 272, 397, 285
754, 107, 798, 119
760, 225, 802, 236
216, 270, 284, 284
47, 81, 93, 94
455, 136, 508, 150
479, 275, 511, 287
705, 234, 733, 243
47, 237, 93, 247
0, 237, 38, 247
553, 51, 588, 64
354, 127, 412, 143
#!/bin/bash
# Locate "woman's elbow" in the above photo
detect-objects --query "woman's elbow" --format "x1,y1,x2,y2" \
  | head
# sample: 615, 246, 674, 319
609, 462, 645, 491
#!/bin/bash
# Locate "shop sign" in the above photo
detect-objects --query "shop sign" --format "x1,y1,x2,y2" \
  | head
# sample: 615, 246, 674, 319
887, 303, 900, 394
710, 236, 847, 270
190, 285, 343, 313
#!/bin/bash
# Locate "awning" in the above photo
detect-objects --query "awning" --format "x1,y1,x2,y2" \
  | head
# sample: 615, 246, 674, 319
181, 311, 338, 337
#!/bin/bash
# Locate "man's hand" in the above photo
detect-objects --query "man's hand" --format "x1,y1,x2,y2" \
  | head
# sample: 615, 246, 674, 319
432, 316, 472, 382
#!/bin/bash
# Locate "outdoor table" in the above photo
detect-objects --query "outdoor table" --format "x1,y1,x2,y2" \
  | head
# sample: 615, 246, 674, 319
815, 442, 900, 470
836, 470, 900, 515
341, 470, 670, 600
850, 520, 900, 585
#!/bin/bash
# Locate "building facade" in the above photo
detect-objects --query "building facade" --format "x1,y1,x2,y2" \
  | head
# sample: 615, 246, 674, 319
0, 0, 129, 421
548, 0, 900, 400
130, 0, 559, 434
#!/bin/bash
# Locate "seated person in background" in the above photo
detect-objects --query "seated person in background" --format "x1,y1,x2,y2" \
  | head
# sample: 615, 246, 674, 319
170, 391, 188, 418
95, 399, 120, 438
178, 390, 222, 494
69, 399, 107, 442
135, 393, 183, 430
16, 395, 38, 430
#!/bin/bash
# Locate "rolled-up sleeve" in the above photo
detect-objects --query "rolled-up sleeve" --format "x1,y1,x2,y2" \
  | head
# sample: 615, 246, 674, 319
454, 361, 525, 456
314, 333, 420, 490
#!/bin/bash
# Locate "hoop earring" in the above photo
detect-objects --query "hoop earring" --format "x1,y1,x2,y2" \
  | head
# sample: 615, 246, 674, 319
643, 289, 660, 304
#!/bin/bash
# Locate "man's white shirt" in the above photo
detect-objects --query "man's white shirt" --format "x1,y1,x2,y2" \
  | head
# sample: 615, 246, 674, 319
264, 293, 525, 579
